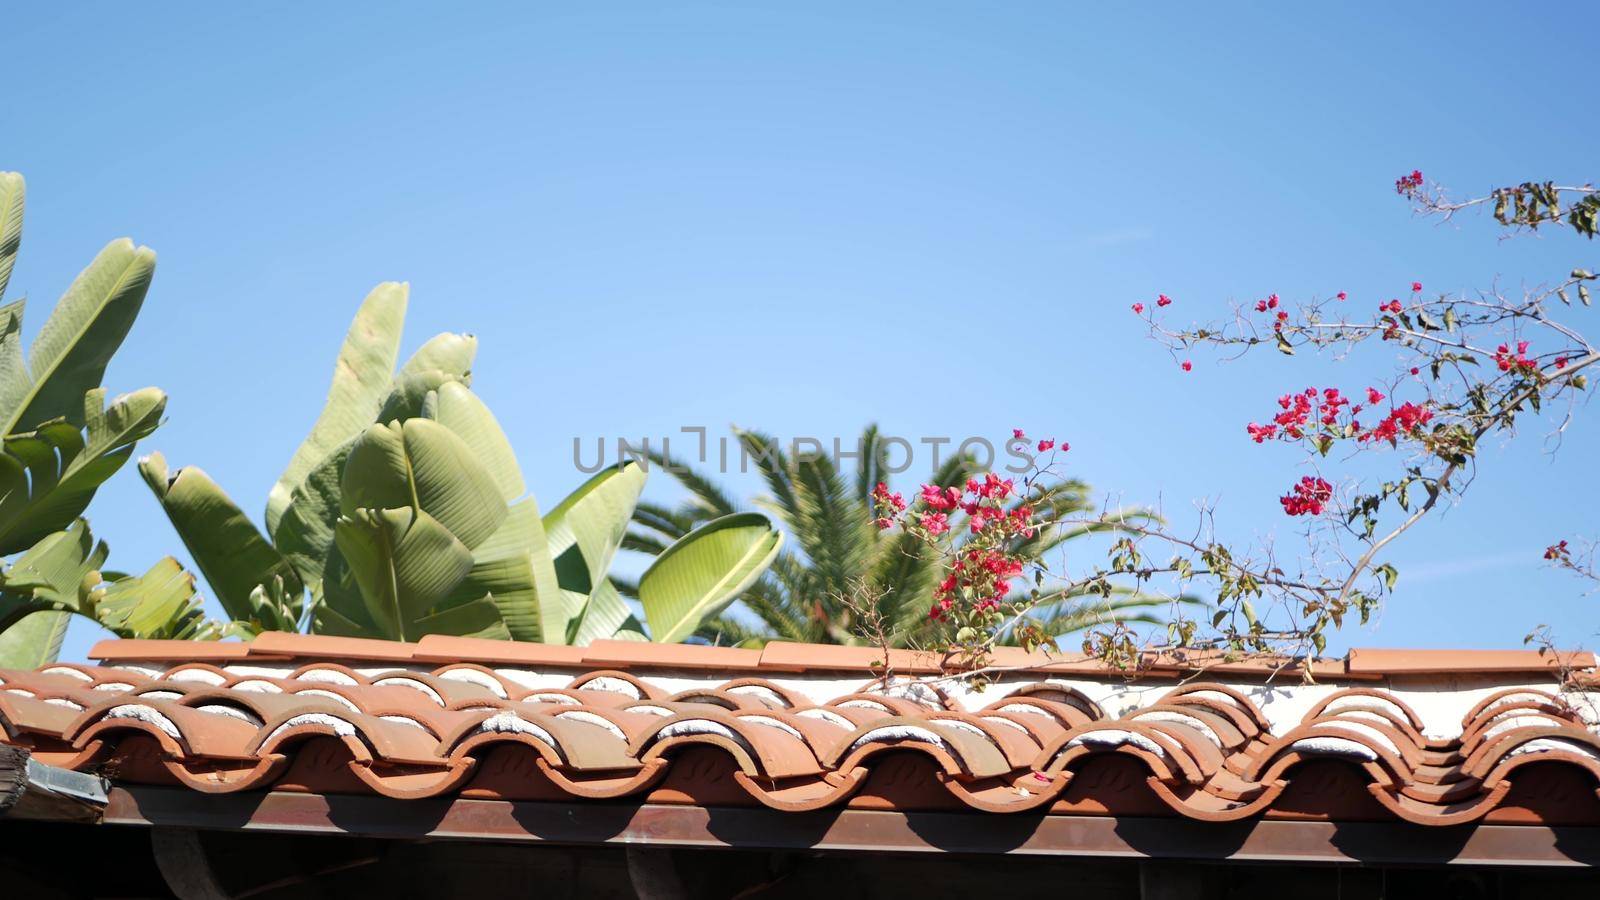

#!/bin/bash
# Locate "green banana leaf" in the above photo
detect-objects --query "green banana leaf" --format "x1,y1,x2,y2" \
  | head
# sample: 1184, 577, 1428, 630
0, 519, 108, 631
340, 419, 507, 550
270, 436, 353, 594
6, 238, 156, 433
543, 462, 647, 629
94, 557, 213, 641
266, 282, 408, 536
567, 577, 633, 646
446, 497, 561, 643
328, 506, 506, 641
639, 512, 785, 644
271, 366, 451, 593
138, 452, 302, 622
397, 332, 477, 386
0, 174, 188, 661
0, 610, 69, 668
376, 369, 462, 422
0, 521, 107, 664
0, 172, 22, 300
612, 616, 649, 641
0, 387, 165, 556
224, 575, 305, 638
425, 381, 524, 501
0, 302, 28, 424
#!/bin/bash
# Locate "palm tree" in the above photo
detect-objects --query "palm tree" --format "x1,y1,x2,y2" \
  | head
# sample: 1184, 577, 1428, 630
624, 424, 1176, 649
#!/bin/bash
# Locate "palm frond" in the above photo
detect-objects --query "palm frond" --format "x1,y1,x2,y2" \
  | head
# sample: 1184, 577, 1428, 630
767, 553, 815, 602
640, 446, 741, 518
854, 423, 890, 505
929, 452, 982, 490
1008, 477, 1094, 559
739, 572, 818, 643
733, 429, 799, 527
790, 448, 872, 601
630, 500, 699, 543
695, 615, 771, 648
620, 532, 672, 555
865, 530, 941, 631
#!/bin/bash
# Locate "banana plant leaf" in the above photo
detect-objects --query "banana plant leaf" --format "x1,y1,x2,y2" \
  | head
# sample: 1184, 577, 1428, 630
638, 512, 785, 644
0, 172, 23, 300
266, 282, 408, 536
444, 497, 562, 643
0, 301, 27, 424
396, 332, 477, 386
424, 381, 524, 501
139, 452, 302, 623
611, 617, 649, 641
376, 369, 463, 423
271, 365, 458, 593
567, 577, 633, 646
340, 418, 507, 550
0, 521, 105, 666
270, 437, 353, 594
0, 610, 69, 669
326, 506, 506, 641
223, 575, 306, 639
5, 238, 156, 433
0, 519, 108, 631
0, 387, 165, 556
543, 462, 647, 632
94, 557, 213, 641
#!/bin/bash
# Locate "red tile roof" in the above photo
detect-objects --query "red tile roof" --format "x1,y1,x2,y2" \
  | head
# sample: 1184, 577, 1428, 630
2, 634, 1597, 827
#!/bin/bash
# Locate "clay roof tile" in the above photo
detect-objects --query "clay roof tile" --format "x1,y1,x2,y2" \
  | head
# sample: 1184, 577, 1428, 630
7, 639, 1600, 827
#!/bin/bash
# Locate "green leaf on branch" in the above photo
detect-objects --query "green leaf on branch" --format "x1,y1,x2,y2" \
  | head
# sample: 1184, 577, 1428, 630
1375, 562, 1399, 592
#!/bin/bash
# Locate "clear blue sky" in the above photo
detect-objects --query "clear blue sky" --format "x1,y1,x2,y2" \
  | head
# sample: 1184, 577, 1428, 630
7, 2, 1597, 660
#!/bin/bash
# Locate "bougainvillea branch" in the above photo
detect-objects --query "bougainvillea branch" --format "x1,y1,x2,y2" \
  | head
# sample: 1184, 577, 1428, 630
868, 169, 1599, 681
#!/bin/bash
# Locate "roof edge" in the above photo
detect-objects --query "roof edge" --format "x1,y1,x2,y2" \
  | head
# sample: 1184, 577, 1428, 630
84, 634, 1597, 680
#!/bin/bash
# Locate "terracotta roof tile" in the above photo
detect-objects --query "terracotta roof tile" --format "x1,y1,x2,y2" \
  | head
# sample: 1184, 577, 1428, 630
248, 632, 421, 662
1346, 647, 1597, 674
582, 639, 763, 671
8, 638, 1600, 827
757, 642, 947, 673
88, 639, 271, 661
412, 634, 589, 667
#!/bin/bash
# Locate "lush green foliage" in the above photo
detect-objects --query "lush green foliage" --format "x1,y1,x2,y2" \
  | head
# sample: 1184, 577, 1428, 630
626, 425, 1170, 649
144, 285, 780, 644
0, 172, 204, 666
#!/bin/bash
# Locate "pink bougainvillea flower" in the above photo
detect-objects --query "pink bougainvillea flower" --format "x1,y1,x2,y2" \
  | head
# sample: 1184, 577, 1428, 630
1280, 476, 1333, 516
